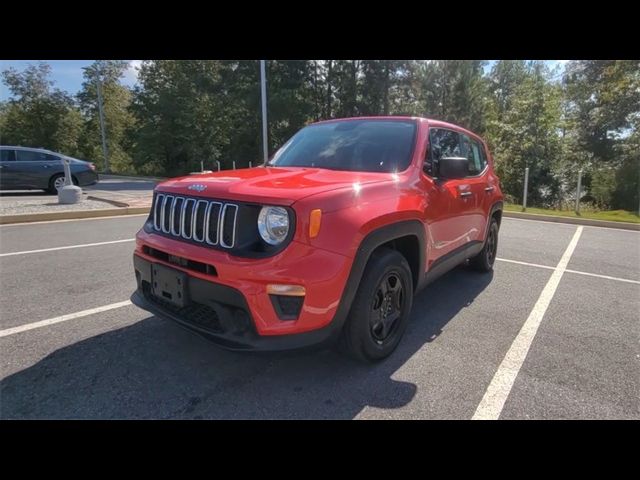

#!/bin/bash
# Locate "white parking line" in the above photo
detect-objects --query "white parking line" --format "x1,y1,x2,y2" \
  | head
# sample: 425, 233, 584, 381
497, 258, 555, 270
0, 301, 133, 338
0, 213, 148, 227
0, 238, 135, 257
564, 268, 640, 285
496, 257, 640, 285
503, 216, 640, 233
473, 226, 584, 420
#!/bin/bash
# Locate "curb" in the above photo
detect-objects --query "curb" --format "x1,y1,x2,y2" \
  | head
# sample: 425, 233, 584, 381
503, 211, 640, 231
98, 173, 166, 182
0, 206, 150, 225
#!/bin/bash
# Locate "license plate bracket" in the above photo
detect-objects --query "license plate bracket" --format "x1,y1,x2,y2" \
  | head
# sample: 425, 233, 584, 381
151, 263, 189, 308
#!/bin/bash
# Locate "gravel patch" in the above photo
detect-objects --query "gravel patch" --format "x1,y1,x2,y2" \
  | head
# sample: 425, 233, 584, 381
0, 197, 118, 216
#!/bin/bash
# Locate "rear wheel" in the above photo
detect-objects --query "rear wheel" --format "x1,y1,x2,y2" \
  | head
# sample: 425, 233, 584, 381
470, 218, 499, 272
47, 174, 77, 194
341, 249, 413, 363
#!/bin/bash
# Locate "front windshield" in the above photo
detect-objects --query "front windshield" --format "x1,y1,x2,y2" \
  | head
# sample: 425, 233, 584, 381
268, 119, 417, 173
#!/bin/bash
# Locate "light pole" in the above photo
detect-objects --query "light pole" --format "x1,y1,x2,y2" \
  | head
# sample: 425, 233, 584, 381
522, 167, 529, 212
95, 61, 109, 173
575, 169, 583, 215
260, 60, 268, 164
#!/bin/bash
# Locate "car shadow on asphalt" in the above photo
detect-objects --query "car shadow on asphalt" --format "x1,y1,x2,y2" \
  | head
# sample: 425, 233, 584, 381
1, 266, 493, 420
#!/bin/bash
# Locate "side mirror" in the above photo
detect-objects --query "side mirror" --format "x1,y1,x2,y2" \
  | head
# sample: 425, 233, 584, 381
438, 157, 468, 179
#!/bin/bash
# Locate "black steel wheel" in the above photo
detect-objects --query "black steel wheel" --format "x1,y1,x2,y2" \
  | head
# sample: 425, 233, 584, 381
341, 248, 413, 362
470, 218, 499, 272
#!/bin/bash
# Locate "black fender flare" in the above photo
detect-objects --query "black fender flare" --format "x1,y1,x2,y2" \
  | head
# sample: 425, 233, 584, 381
329, 220, 426, 335
484, 201, 504, 243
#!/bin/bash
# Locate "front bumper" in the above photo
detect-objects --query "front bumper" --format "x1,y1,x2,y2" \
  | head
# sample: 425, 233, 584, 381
132, 248, 349, 351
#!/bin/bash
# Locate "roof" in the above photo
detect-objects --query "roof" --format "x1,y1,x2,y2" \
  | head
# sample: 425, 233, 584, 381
0, 145, 55, 153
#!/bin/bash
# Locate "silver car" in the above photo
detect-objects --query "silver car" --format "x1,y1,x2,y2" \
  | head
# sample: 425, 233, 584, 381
0, 146, 99, 193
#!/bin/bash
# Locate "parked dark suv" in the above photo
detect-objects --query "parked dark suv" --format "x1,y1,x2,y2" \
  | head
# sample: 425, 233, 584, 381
0, 146, 99, 193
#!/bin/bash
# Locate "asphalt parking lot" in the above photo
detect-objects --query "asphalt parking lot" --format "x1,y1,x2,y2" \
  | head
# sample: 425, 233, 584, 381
0, 215, 638, 419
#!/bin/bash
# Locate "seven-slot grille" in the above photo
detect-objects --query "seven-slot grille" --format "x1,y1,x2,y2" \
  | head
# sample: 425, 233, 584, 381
152, 193, 238, 248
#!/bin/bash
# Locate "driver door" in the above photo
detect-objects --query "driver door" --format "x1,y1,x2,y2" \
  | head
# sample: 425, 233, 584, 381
422, 127, 476, 264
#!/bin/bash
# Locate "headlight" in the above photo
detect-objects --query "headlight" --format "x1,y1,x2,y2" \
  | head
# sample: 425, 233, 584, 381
258, 206, 290, 245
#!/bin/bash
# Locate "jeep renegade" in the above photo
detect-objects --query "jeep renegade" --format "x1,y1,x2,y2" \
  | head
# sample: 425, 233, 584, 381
131, 117, 503, 362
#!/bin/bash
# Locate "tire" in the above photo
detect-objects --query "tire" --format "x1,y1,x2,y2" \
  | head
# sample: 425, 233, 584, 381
470, 217, 499, 272
341, 248, 414, 363
47, 174, 77, 194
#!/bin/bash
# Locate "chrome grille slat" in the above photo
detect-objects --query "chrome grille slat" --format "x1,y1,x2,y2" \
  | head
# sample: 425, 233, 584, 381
220, 204, 238, 248
192, 200, 208, 242
170, 197, 184, 236
181, 198, 196, 239
152, 194, 237, 249
161, 195, 174, 233
204, 201, 222, 245
153, 193, 165, 230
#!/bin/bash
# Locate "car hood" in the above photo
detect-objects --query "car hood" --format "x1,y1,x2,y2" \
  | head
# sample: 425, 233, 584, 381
155, 167, 394, 205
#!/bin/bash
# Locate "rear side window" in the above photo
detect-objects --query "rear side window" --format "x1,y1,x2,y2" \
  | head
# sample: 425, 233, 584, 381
425, 128, 462, 176
0, 150, 16, 162
16, 150, 59, 162
460, 134, 487, 176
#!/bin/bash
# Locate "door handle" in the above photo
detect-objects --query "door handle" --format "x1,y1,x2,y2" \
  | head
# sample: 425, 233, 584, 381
484, 186, 495, 192
460, 191, 473, 197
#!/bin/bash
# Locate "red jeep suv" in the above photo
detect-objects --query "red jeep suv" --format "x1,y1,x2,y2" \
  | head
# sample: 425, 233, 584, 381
132, 117, 503, 362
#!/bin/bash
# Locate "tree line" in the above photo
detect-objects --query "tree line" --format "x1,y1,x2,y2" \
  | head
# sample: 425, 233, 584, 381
1, 60, 638, 211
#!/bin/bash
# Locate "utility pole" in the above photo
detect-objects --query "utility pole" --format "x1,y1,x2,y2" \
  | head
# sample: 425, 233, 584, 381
522, 167, 529, 212
575, 169, 583, 215
260, 60, 268, 164
95, 61, 109, 173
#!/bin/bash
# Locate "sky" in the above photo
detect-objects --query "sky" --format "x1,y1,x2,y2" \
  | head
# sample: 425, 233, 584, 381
0, 60, 141, 101
0, 60, 568, 102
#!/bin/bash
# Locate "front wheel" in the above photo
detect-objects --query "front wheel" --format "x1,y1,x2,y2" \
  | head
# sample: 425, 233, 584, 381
470, 218, 499, 272
341, 249, 413, 363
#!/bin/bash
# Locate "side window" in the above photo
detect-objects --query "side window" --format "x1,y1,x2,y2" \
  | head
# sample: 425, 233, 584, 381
461, 134, 487, 176
425, 128, 461, 176
0, 150, 16, 162
44, 153, 60, 161
16, 150, 49, 162
478, 142, 488, 170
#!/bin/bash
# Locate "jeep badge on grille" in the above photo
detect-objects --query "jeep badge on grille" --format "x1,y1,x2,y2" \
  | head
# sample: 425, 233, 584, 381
188, 184, 207, 192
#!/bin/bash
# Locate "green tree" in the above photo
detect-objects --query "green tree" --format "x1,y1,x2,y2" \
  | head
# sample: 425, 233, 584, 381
266, 60, 315, 153
562, 60, 640, 210
487, 61, 563, 206
0, 62, 83, 156
77, 60, 137, 172
131, 60, 233, 175
331, 60, 361, 117
415, 60, 488, 133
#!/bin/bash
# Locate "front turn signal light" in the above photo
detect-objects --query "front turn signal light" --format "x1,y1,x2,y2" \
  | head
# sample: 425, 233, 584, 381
309, 209, 322, 238
267, 284, 306, 297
